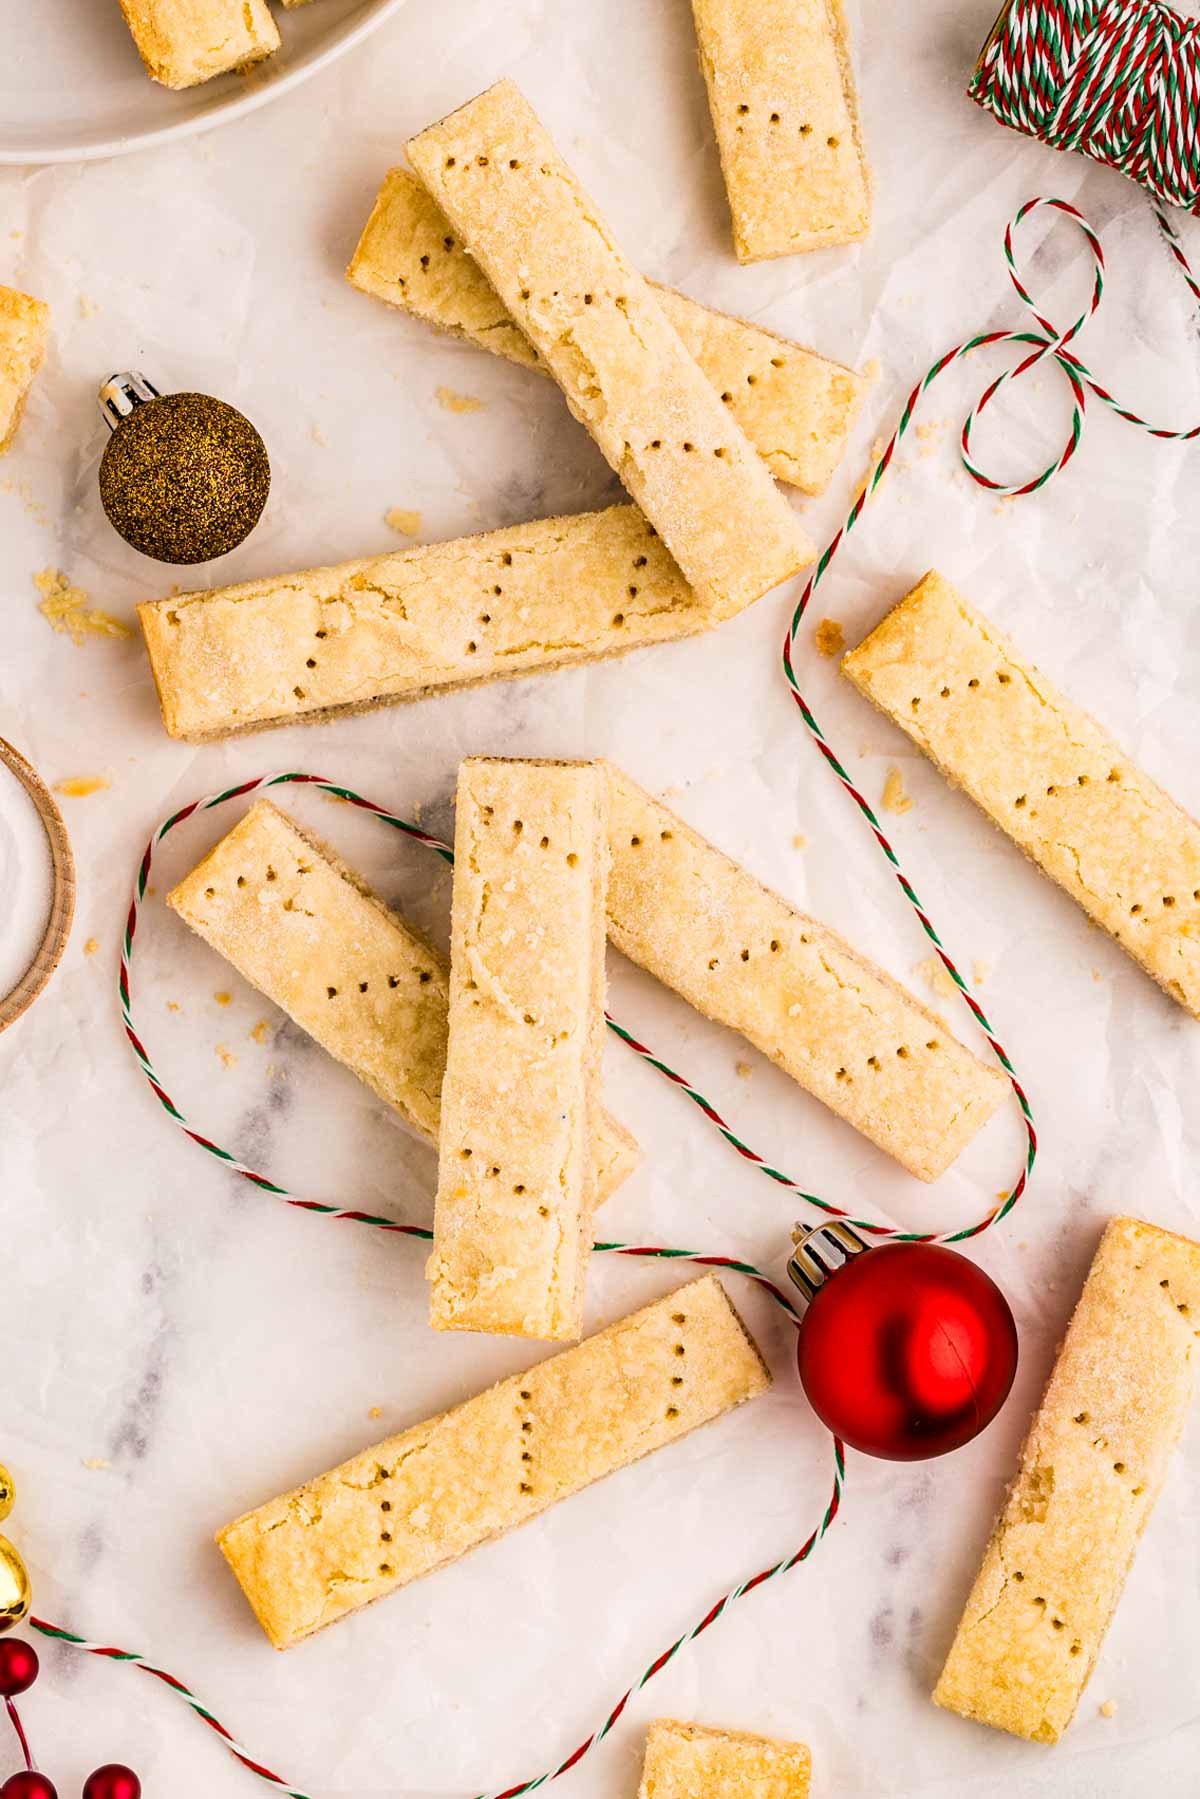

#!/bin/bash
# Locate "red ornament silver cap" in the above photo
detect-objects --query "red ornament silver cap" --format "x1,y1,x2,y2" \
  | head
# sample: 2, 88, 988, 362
786, 1219, 870, 1302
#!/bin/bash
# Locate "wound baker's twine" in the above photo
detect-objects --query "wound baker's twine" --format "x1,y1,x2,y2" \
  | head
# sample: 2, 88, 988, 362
46, 190, 1196, 1795
974, 0, 1200, 236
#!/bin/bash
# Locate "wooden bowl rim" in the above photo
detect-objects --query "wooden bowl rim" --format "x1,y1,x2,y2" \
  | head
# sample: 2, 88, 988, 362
0, 737, 76, 1034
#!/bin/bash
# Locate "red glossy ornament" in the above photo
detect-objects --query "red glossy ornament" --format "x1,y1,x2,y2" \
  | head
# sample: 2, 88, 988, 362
82, 1769, 141, 1799
1, 1775, 57, 1799
794, 1235, 1018, 1460
0, 1639, 38, 1698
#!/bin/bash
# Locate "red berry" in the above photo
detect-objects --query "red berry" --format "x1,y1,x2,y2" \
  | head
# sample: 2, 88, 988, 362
1, 1774, 57, 1799
0, 1638, 39, 1698
82, 1771, 141, 1799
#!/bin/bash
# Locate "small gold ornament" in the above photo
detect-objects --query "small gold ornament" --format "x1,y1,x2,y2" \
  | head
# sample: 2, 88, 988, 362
97, 372, 270, 565
0, 1534, 30, 1632
0, 1463, 14, 1521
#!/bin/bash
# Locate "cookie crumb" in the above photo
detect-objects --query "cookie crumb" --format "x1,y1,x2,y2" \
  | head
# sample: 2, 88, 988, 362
216, 1044, 237, 1070
81, 1458, 111, 1471
735, 1060, 753, 1080
368, 1406, 384, 1420
53, 775, 111, 798
1099, 1700, 1117, 1719
814, 617, 845, 658
854, 435, 891, 501
215, 991, 232, 1007
973, 959, 991, 986
792, 832, 807, 850
914, 956, 959, 1003
385, 507, 423, 537
882, 767, 913, 815
436, 386, 484, 415
250, 1018, 271, 1045
83, 937, 99, 957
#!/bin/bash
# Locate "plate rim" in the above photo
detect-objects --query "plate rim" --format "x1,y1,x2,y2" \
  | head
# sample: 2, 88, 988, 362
0, 0, 409, 166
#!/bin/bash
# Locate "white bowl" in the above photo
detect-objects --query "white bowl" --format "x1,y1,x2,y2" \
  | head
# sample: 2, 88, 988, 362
0, 0, 408, 165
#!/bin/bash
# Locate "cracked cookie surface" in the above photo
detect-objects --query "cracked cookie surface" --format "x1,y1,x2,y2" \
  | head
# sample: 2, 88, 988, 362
429, 759, 609, 1341
217, 1274, 770, 1648
934, 1216, 1200, 1742
407, 81, 814, 618
843, 571, 1200, 1018
603, 763, 1006, 1181
138, 506, 705, 741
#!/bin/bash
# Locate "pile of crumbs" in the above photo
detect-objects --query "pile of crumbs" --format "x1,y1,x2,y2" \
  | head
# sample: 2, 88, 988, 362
35, 568, 132, 646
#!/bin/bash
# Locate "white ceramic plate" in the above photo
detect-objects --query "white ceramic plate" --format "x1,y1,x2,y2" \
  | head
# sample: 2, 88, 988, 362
0, 0, 408, 165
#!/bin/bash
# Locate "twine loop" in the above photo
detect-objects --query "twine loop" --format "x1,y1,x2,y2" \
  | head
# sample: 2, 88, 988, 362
974, 0, 1200, 213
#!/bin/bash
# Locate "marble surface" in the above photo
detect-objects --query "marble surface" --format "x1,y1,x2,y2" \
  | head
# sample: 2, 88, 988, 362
2, 1, 1200, 1793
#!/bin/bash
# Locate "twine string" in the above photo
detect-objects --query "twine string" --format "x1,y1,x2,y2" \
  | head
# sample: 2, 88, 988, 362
972, 0, 1200, 219
30, 1434, 842, 1799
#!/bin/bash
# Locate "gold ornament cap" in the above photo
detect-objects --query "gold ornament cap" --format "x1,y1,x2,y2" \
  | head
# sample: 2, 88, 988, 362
0, 1464, 13, 1521
0, 1535, 30, 1633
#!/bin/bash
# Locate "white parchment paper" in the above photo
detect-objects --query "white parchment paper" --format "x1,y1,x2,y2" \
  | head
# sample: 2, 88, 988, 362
2, 2, 1199, 1794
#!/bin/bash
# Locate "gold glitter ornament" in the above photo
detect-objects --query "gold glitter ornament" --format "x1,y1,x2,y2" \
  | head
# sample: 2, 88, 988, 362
97, 373, 270, 565
0, 1465, 14, 1522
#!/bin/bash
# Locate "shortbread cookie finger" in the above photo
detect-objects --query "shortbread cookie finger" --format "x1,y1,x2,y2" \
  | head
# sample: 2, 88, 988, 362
116, 0, 280, 89
639, 1720, 812, 1798
0, 287, 50, 453
603, 764, 1006, 1181
218, 1273, 770, 1648
408, 81, 814, 618
429, 760, 609, 1341
347, 168, 867, 496
935, 1216, 1200, 1743
843, 572, 1200, 1019
690, 0, 871, 260
138, 506, 708, 742
166, 799, 638, 1203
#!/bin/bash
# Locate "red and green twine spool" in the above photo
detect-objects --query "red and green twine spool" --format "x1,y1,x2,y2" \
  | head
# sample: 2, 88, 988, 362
974, 0, 1200, 236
